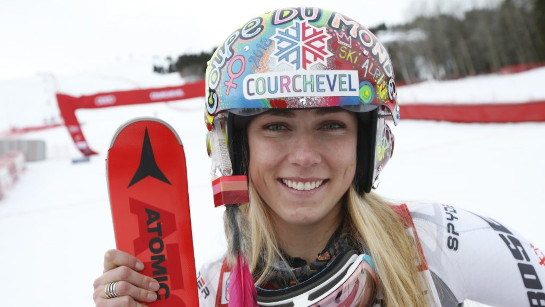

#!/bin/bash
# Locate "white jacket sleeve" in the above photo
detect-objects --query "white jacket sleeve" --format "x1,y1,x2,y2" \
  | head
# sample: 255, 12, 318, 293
409, 203, 545, 307
197, 256, 225, 307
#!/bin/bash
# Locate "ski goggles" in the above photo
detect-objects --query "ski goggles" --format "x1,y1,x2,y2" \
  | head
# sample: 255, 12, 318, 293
257, 250, 378, 307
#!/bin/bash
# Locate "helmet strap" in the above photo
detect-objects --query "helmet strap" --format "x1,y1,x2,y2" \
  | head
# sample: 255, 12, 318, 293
354, 108, 379, 194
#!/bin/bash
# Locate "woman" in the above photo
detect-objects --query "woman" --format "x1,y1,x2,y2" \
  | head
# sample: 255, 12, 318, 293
93, 7, 545, 307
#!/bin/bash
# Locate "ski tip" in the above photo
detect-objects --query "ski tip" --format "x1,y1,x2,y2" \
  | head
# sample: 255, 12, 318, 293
108, 117, 183, 150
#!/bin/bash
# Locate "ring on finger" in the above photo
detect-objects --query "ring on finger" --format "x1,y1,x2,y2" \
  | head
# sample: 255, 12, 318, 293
105, 281, 119, 299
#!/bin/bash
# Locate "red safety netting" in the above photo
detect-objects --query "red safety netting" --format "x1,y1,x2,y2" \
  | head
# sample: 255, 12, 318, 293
402, 101, 545, 123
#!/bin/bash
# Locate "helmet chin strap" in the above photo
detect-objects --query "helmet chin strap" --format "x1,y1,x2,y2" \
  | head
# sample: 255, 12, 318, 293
209, 117, 249, 207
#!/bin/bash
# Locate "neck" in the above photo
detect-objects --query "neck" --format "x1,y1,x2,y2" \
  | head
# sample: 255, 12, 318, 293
271, 206, 343, 264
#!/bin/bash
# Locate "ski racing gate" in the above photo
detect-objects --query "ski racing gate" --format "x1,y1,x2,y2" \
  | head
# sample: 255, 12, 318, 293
56, 80, 205, 157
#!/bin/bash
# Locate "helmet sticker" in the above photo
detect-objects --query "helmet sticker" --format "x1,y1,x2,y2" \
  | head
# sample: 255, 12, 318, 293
359, 81, 374, 104
334, 31, 353, 49
224, 55, 246, 95
388, 78, 397, 101
272, 7, 322, 25
272, 20, 332, 70
243, 70, 358, 99
328, 13, 394, 79
377, 82, 388, 102
247, 37, 273, 70
376, 124, 393, 162
207, 88, 218, 115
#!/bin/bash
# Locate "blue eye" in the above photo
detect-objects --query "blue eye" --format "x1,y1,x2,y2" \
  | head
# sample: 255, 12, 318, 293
321, 122, 344, 130
264, 123, 287, 131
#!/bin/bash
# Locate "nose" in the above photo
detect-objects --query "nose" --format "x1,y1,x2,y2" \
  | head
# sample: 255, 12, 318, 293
287, 133, 322, 167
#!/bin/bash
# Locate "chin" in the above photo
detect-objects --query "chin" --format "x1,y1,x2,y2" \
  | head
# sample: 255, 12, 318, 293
282, 212, 326, 226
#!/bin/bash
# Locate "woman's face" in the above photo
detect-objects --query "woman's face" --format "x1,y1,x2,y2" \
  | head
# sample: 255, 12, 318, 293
247, 108, 358, 227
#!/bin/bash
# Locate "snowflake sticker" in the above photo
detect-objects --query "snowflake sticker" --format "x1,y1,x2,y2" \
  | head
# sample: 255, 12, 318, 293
272, 20, 332, 70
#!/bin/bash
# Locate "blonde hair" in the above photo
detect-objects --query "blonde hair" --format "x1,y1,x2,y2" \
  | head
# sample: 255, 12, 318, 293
226, 181, 429, 306
345, 189, 429, 307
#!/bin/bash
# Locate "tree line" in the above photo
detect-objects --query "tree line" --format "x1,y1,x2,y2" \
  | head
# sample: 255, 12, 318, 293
156, 0, 545, 85
383, 0, 545, 84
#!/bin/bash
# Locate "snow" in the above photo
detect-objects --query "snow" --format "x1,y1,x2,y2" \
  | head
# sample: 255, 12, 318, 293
400, 66, 545, 104
0, 63, 544, 306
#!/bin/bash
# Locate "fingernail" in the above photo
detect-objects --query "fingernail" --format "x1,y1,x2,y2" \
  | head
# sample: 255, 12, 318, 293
147, 292, 157, 301
136, 261, 144, 271
149, 281, 160, 291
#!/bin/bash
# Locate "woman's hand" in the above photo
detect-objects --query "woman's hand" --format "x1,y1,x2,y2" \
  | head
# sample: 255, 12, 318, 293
93, 249, 160, 307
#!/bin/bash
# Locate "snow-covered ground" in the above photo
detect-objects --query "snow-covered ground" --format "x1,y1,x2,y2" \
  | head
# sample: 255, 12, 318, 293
400, 66, 545, 104
0, 64, 544, 306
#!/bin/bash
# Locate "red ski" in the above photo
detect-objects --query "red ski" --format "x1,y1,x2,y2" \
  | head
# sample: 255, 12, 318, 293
107, 118, 199, 306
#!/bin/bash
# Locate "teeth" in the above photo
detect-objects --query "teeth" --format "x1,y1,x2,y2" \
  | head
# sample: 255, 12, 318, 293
282, 179, 324, 191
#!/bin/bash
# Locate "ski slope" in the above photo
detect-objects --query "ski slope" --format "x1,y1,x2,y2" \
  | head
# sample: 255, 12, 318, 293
0, 67, 544, 306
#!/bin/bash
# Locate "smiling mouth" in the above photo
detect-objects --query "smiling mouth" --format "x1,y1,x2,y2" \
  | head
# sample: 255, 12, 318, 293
281, 179, 325, 191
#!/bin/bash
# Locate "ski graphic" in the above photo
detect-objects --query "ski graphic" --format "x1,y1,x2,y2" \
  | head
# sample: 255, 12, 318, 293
107, 118, 199, 306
